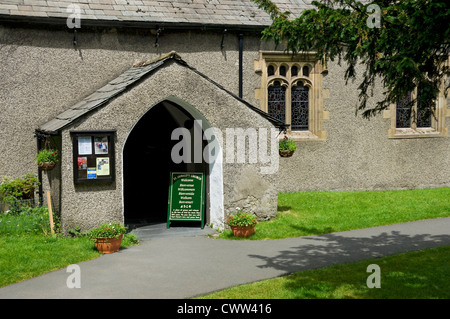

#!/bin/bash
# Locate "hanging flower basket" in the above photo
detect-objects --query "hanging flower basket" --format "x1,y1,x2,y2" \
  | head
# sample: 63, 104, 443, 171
35, 149, 59, 171
38, 162, 57, 171
279, 136, 297, 158
279, 150, 295, 157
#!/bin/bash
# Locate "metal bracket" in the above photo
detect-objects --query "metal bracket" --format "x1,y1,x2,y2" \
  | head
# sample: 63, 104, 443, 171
73, 28, 78, 47
221, 29, 227, 49
154, 28, 163, 47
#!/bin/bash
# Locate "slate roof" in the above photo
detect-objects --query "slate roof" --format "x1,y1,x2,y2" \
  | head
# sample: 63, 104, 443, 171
0, 0, 312, 28
37, 51, 286, 134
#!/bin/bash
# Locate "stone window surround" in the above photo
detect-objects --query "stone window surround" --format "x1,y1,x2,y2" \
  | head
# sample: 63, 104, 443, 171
254, 51, 329, 141
383, 82, 450, 139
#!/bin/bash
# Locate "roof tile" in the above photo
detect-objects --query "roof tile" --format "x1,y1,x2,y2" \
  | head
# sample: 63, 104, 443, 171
37, 52, 285, 134
0, 0, 312, 26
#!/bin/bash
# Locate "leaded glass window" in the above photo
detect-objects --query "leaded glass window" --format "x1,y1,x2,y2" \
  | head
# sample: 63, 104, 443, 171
257, 53, 331, 139
268, 81, 286, 123
396, 90, 433, 129
291, 66, 298, 77
417, 104, 432, 128
291, 82, 309, 131
396, 92, 412, 128
263, 62, 318, 133
268, 65, 275, 77
302, 66, 309, 77
416, 86, 432, 128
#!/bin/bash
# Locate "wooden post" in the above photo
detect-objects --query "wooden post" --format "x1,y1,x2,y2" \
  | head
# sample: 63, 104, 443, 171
46, 191, 55, 235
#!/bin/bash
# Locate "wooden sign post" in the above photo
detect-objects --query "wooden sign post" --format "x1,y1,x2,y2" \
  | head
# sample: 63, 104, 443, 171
46, 191, 55, 235
167, 172, 205, 229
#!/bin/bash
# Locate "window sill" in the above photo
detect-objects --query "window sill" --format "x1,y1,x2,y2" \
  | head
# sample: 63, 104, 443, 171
389, 128, 447, 139
281, 130, 326, 141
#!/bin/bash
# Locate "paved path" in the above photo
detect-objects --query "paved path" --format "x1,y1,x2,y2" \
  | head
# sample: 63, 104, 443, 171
1, 218, 449, 299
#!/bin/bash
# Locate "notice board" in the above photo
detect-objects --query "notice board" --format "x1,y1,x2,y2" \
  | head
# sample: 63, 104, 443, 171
167, 172, 205, 229
70, 130, 115, 184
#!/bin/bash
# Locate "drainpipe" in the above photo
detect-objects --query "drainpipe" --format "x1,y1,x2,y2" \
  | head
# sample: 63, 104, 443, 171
35, 131, 44, 206
238, 33, 243, 99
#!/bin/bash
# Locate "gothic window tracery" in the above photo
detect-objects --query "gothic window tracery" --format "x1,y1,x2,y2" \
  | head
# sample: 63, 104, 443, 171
267, 64, 311, 131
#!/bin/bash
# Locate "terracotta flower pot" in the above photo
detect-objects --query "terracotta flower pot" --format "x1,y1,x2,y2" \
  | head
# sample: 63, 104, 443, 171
94, 234, 123, 254
231, 225, 255, 238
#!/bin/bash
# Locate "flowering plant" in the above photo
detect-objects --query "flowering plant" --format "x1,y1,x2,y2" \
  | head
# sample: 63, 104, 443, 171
87, 222, 127, 239
279, 136, 297, 151
35, 149, 59, 164
225, 208, 258, 227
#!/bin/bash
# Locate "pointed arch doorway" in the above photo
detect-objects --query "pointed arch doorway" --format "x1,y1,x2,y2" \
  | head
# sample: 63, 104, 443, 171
123, 97, 223, 228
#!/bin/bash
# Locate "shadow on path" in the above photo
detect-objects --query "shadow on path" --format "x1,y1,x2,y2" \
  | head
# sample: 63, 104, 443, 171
246, 228, 450, 298
248, 229, 450, 273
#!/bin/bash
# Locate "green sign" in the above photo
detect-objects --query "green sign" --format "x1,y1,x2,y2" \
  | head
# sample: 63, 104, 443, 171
167, 172, 205, 229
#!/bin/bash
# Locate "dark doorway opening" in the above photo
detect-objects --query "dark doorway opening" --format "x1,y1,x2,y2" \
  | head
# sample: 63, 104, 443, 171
123, 101, 208, 227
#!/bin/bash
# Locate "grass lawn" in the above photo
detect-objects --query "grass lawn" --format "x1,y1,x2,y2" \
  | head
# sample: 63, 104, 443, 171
199, 245, 450, 299
0, 233, 137, 288
220, 187, 450, 240
206, 187, 450, 299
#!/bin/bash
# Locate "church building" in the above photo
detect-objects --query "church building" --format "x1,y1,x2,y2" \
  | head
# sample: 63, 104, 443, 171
0, 0, 448, 232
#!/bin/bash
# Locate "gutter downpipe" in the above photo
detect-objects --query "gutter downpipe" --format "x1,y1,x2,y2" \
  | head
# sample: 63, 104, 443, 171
238, 33, 243, 99
35, 131, 44, 206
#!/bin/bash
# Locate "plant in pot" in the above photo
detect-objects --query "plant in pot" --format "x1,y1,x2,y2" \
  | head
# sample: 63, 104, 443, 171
87, 222, 127, 254
225, 208, 258, 238
279, 136, 297, 157
35, 149, 59, 171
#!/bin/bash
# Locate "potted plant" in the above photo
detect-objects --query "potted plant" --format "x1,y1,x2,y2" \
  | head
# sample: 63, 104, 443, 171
35, 149, 59, 171
225, 208, 258, 238
279, 136, 297, 157
87, 222, 127, 254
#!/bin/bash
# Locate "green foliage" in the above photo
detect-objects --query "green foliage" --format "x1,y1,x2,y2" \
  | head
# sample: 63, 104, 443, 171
68, 225, 82, 238
0, 231, 142, 287
87, 222, 127, 239
0, 206, 53, 235
225, 209, 258, 227
122, 232, 139, 246
254, 0, 450, 118
279, 136, 297, 151
0, 174, 40, 201
0, 234, 102, 288
35, 149, 58, 164
220, 187, 450, 240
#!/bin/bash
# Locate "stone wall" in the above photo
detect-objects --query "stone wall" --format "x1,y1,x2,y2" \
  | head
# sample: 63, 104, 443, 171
1, 23, 449, 229
58, 60, 278, 232
278, 61, 450, 192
